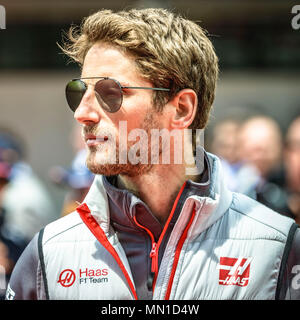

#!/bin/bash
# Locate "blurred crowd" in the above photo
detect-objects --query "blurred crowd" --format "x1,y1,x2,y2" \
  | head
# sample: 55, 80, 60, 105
0, 124, 94, 298
208, 114, 300, 224
0, 130, 54, 298
0, 114, 300, 298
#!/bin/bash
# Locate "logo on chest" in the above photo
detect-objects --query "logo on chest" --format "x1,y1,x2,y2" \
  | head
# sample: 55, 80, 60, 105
57, 268, 109, 287
57, 269, 76, 287
217, 257, 252, 287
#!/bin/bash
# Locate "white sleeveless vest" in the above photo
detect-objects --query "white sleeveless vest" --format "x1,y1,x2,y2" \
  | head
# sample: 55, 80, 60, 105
39, 155, 296, 300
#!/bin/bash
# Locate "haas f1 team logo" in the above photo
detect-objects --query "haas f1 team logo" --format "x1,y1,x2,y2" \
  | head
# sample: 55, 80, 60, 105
57, 268, 109, 287
58, 269, 76, 287
218, 257, 252, 287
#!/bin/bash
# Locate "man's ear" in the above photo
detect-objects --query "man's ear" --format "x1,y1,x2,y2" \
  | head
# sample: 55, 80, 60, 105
169, 89, 198, 130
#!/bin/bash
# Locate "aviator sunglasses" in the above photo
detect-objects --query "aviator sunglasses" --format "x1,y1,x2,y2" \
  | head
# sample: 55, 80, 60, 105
65, 77, 170, 113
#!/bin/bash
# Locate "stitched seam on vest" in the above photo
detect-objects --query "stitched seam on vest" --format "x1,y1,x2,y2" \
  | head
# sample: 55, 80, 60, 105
44, 239, 99, 244
230, 199, 289, 237
192, 237, 286, 243
43, 222, 83, 246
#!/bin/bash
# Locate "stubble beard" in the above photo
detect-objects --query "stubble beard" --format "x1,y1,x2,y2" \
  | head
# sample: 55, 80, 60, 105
85, 113, 160, 177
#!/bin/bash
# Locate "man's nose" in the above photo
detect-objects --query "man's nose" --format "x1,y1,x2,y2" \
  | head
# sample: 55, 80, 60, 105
74, 88, 101, 125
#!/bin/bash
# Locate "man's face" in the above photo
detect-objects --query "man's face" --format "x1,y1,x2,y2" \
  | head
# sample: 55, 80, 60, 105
74, 42, 162, 176
237, 121, 281, 178
285, 120, 300, 193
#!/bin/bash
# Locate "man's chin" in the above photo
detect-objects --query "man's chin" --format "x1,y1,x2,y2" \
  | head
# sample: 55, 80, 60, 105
87, 163, 125, 176
87, 160, 153, 177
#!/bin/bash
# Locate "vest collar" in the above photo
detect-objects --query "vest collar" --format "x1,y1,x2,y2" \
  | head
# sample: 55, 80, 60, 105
80, 151, 232, 235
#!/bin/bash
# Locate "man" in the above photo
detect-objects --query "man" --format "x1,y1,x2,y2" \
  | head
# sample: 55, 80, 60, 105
6, 8, 300, 300
237, 116, 283, 181
284, 116, 300, 224
209, 118, 260, 196
0, 150, 27, 299
236, 116, 295, 218
0, 131, 56, 243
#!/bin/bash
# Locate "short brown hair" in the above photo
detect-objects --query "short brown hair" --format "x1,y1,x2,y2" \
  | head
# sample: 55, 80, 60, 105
61, 8, 219, 129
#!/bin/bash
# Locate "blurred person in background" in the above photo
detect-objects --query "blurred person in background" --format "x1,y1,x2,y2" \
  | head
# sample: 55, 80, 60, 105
210, 118, 239, 165
48, 123, 94, 216
237, 116, 282, 179
236, 115, 293, 218
0, 149, 27, 299
284, 116, 300, 224
49, 149, 94, 216
209, 118, 260, 196
0, 130, 56, 243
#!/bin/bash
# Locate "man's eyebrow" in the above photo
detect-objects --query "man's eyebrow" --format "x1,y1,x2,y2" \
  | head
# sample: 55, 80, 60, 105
79, 76, 133, 88
118, 80, 133, 87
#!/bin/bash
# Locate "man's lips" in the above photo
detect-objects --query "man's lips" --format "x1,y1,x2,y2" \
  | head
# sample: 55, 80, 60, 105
84, 134, 109, 146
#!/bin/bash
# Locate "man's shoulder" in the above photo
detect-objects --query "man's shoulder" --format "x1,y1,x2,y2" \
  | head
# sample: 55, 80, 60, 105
230, 191, 296, 238
42, 210, 84, 245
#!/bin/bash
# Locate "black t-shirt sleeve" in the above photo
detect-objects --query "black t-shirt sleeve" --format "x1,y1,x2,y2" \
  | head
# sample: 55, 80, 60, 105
5, 232, 40, 300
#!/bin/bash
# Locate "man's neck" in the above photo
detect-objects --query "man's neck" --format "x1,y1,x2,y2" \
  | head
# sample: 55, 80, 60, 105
117, 163, 199, 225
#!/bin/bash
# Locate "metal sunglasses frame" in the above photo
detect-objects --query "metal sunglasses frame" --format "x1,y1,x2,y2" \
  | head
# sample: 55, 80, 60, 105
73, 76, 171, 92
66, 77, 170, 112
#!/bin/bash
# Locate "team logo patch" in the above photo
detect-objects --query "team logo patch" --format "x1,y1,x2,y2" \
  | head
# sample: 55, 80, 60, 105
217, 257, 252, 287
58, 269, 76, 287
57, 268, 109, 287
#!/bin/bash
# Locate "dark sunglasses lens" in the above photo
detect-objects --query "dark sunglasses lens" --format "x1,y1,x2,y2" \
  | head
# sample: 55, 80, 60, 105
94, 79, 122, 113
65, 80, 86, 112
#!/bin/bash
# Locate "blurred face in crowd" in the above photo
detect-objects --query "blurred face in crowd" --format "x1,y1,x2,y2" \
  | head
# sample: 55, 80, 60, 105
210, 120, 240, 164
0, 159, 11, 200
284, 117, 300, 193
237, 117, 282, 178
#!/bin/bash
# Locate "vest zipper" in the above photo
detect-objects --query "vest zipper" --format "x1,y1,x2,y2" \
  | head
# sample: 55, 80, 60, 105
150, 242, 158, 274
132, 215, 158, 290
133, 181, 188, 292
78, 181, 191, 299
148, 242, 158, 290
